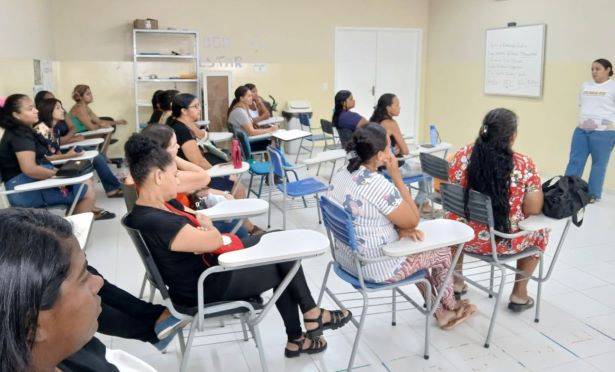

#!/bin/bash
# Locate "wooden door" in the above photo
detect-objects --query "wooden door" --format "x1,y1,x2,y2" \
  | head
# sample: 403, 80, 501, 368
205, 75, 230, 132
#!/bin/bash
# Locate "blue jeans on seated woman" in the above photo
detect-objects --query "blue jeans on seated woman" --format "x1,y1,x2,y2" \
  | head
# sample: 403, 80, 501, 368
5, 164, 88, 208
213, 220, 248, 239
91, 153, 121, 193
565, 128, 615, 199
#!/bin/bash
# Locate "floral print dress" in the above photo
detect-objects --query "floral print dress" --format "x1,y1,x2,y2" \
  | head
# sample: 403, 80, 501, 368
446, 145, 549, 255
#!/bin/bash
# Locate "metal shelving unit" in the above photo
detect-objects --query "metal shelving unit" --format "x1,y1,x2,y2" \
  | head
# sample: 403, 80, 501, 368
132, 29, 202, 131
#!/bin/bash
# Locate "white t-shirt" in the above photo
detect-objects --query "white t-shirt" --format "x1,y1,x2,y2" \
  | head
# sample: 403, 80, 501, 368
578, 79, 615, 131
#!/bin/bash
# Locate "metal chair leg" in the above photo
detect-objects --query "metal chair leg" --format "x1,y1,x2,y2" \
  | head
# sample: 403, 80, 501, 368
488, 266, 495, 298
248, 173, 255, 198
317, 261, 333, 306
315, 195, 322, 224
282, 193, 287, 231
252, 325, 268, 372
391, 289, 397, 326
347, 292, 369, 371
240, 319, 249, 341
256, 175, 266, 199
484, 265, 506, 348
535, 255, 544, 323
148, 282, 155, 302
177, 327, 187, 354
139, 274, 147, 298
179, 319, 199, 372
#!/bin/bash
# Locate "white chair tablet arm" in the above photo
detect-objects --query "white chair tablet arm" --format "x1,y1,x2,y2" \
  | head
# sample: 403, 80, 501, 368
217, 229, 329, 268
518, 213, 566, 232
79, 127, 114, 136
65, 212, 94, 250
249, 133, 273, 142
207, 162, 250, 178
382, 219, 475, 257
50, 150, 99, 165
60, 137, 104, 149
196, 199, 268, 220
10, 172, 94, 193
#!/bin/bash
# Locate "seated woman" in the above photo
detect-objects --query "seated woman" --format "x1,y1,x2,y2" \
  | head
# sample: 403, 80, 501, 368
0, 94, 114, 220
147, 89, 165, 124
327, 124, 476, 329
244, 83, 271, 124
332, 90, 368, 148
370, 93, 433, 215
228, 86, 277, 153
167, 93, 253, 201
446, 108, 548, 312
68, 84, 128, 132
123, 134, 352, 357
38, 97, 124, 198
140, 123, 261, 237
0, 208, 155, 371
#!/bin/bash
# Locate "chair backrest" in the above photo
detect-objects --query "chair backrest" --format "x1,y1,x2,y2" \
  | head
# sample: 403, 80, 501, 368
267, 146, 286, 177
319, 196, 359, 252
121, 215, 172, 301
440, 183, 494, 227
227, 122, 237, 137
121, 183, 138, 212
235, 130, 253, 161
338, 128, 354, 149
320, 119, 334, 135
419, 152, 449, 181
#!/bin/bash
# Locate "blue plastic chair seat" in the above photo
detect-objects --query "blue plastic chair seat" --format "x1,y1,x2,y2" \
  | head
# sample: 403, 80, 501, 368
305, 134, 326, 142
333, 264, 427, 289
277, 177, 328, 197
250, 161, 270, 175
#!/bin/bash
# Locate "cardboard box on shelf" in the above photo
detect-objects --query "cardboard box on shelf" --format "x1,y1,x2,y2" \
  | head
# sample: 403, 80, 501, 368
133, 18, 159, 29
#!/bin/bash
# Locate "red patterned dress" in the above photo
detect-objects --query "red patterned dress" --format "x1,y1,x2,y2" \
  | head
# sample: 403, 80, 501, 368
445, 145, 549, 255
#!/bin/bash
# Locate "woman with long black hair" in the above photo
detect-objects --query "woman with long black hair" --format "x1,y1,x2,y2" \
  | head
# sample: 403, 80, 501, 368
331, 90, 367, 148
446, 108, 547, 312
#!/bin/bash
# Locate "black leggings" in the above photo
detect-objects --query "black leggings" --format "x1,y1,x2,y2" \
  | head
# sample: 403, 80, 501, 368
88, 266, 165, 344
204, 235, 317, 340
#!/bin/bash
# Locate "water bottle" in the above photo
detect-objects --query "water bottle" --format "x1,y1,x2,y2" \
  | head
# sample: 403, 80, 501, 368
429, 124, 439, 146
231, 139, 242, 169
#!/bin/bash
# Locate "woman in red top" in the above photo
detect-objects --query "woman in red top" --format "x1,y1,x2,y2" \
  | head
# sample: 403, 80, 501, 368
446, 108, 548, 312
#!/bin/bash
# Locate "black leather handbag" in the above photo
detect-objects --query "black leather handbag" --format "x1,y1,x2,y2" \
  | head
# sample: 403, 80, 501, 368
55, 160, 94, 178
542, 176, 590, 227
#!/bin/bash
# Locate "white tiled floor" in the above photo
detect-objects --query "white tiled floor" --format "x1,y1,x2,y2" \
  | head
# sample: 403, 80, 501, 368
88, 159, 615, 372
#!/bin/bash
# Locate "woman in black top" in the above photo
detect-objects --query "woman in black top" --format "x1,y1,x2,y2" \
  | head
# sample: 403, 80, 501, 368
0, 94, 111, 217
123, 134, 352, 358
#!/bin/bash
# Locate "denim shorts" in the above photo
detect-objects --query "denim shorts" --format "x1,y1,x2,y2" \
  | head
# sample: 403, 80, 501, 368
5, 165, 88, 208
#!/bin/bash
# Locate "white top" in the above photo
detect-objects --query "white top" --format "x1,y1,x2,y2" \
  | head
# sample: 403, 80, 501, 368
13, 172, 93, 191
272, 129, 311, 142
60, 137, 104, 149
327, 166, 405, 283
196, 199, 268, 220
65, 212, 94, 250
257, 116, 285, 126
578, 79, 615, 131
302, 149, 346, 165
105, 348, 157, 372
50, 150, 98, 165
207, 162, 249, 178
383, 219, 474, 257
79, 127, 114, 136
218, 229, 328, 268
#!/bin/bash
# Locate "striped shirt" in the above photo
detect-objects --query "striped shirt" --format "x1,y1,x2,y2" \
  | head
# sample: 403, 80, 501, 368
327, 166, 406, 283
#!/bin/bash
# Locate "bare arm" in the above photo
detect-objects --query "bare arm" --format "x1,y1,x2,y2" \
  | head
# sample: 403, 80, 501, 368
382, 119, 409, 155
180, 140, 213, 170
45, 148, 83, 161
16, 151, 56, 179
242, 122, 277, 136
171, 224, 224, 253
382, 152, 420, 229
251, 98, 271, 123
56, 116, 85, 144
71, 105, 107, 130
175, 157, 211, 193
356, 117, 369, 128
522, 190, 544, 215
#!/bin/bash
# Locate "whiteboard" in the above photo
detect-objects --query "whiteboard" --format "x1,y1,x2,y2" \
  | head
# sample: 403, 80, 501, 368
484, 24, 546, 98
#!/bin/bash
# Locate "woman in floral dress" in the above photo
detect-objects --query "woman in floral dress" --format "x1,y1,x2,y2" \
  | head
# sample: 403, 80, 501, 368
446, 108, 548, 313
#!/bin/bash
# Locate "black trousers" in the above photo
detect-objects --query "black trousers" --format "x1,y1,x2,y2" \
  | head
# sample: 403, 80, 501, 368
88, 266, 165, 344
204, 235, 317, 340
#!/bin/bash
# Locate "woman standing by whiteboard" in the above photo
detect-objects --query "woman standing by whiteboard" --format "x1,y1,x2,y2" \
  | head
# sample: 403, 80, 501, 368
564, 58, 615, 202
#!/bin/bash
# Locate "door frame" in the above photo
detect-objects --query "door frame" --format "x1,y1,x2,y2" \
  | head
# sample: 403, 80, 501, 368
334, 27, 423, 141
200, 69, 233, 123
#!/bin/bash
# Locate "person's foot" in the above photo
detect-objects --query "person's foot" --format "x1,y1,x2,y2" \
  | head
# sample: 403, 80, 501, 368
285, 335, 327, 358
106, 188, 124, 198
93, 209, 116, 221
249, 225, 267, 237
589, 197, 599, 204
437, 301, 476, 330
303, 308, 352, 338
155, 314, 189, 339
508, 296, 535, 313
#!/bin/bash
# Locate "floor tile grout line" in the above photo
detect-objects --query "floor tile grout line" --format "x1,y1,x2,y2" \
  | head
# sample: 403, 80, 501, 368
584, 322, 615, 343
538, 331, 581, 359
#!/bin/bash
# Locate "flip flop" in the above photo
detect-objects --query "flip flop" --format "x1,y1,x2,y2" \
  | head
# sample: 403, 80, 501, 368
508, 297, 534, 313
454, 284, 468, 300
94, 210, 116, 221
441, 304, 477, 330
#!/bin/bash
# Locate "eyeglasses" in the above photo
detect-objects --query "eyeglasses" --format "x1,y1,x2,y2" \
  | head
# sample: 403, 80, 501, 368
188, 104, 201, 109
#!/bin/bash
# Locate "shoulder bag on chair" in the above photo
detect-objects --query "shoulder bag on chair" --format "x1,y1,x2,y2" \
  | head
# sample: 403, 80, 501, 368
542, 176, 590, 227
55, 160, 93, 178
200, 139, 231, 162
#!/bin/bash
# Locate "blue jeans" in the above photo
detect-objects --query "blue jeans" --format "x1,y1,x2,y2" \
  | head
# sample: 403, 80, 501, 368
565, 128, 615, 198
213, 220, 249, 239
92, 154, 121, 193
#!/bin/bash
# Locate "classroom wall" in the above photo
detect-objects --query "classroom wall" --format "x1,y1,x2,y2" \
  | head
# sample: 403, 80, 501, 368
48, 0, 430, 157
425, 0, 615, 191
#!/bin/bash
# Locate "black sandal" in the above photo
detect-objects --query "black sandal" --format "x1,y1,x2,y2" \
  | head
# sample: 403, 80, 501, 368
304, 308, 352, 338
94, 209, 116, 221
284, 334, 327, 358
508, 297, 535, 313
454, 284, 468, 301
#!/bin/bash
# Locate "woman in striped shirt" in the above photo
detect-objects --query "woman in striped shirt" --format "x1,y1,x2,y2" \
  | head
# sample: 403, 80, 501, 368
327, 124, 476, 330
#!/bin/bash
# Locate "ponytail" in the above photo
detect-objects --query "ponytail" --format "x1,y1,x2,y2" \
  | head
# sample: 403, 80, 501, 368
228, 86, 250, 116
332, 90, 352, 128
345, 123, 388, 172
369, 93, 395, 123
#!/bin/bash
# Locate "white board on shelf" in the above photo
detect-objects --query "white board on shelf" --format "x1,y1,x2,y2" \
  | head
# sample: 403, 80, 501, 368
484, 24, 546, 98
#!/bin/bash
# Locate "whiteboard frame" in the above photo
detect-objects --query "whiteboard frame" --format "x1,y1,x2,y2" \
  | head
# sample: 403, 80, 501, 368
484, 24, 547, 98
